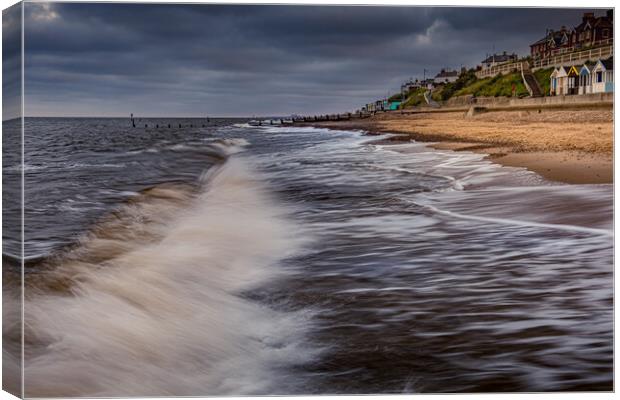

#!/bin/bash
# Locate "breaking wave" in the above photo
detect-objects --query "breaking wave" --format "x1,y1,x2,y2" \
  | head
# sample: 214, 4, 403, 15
5, 150, 313, 397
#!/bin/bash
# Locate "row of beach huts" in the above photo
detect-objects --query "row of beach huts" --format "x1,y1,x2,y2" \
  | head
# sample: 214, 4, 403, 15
550, 57, 613, 96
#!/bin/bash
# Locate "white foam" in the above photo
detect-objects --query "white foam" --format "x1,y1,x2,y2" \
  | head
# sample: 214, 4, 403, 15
21, 158, 314, 397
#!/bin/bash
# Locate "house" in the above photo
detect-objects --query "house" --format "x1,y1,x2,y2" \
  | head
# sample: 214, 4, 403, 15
571, 10, 613, 50
480, 52, 518, 69
373, 99, 388, 112
434, 69, 459, 84
578, 63, 594, 95
530, 10, 613, 59
400, 83, 409, 96
420, 79, 435, 90
590, 57, 613, 93
530, 27, 571, 59
401, 79, 422, 96
404, 79, 422, 91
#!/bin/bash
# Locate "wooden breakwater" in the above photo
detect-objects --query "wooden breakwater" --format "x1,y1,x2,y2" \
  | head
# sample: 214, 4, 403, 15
292, 111, 374, 123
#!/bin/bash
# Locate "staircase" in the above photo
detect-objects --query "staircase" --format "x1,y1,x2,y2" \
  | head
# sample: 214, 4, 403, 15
424, 91, 441, 108
521, 65, 544, 97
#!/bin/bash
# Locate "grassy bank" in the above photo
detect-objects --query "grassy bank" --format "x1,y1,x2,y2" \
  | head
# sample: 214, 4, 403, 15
456, 72, 528, 97
533, 67, 554, 96
389, 68, 555, 109
402, 88, 427, 107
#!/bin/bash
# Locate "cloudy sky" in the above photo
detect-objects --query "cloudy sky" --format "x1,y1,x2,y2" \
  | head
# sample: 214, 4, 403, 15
2, 3, 606, 118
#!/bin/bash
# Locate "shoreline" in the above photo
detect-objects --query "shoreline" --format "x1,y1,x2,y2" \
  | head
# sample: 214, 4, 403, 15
298, 108, 613, 185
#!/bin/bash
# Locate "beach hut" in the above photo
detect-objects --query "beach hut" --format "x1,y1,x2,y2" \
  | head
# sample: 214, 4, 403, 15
578, 63, 594, 95
388, 101, 401, 111
591, 57, 614, 93
554, 66, 569, 95
549, 67, 560, 95
566, 65, 581, 95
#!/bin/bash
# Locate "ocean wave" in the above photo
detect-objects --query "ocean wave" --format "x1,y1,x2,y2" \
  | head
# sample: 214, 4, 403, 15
209, 137, 250, 155
6, 157, 314, 397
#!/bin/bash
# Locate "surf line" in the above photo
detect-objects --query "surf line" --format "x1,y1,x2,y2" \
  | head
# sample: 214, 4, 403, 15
418, 202, 613, 237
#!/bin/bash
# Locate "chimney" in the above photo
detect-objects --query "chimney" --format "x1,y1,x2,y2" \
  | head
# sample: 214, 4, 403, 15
582, 12, 594, 23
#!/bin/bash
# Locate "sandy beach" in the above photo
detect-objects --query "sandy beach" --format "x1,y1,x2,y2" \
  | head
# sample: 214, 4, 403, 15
303, 108, 613, 184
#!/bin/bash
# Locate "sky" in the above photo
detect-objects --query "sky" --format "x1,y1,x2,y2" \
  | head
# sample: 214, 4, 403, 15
2, 3, 608, 118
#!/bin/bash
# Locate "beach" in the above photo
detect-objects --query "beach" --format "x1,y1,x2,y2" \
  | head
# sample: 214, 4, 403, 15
302, 107, 613, 184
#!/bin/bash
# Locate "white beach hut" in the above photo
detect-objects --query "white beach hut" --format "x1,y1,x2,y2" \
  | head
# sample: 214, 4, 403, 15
549, 67, 560, 96
591, 57, 614, 93
556, 66, 570, 95
551, 66, 569, 95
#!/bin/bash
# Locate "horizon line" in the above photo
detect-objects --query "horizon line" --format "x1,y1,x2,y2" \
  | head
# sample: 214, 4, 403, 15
2, 115, 267, 122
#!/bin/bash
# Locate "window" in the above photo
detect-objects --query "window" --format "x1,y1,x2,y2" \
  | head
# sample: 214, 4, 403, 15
603, 29, 609, 38
597, 71, 603, 82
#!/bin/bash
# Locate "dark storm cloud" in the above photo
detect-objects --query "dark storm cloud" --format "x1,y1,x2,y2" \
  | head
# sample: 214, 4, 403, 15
18, 3, 603, 117
3, 3, 22, 120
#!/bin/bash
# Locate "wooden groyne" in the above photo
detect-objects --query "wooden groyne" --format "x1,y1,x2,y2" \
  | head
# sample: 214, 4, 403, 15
131, 117, 211, 129
293, 111, 373, 123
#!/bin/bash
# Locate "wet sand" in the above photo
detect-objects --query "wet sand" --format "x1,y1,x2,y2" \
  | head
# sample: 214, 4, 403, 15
302, 108, 613, 184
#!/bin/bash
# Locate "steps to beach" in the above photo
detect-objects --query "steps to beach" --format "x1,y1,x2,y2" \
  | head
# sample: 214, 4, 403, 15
424, 91, 441, 108
521, 66, 543, 97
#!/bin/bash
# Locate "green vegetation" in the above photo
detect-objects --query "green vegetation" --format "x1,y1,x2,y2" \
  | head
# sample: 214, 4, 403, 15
388, 92, 404, 102
533, 67, 554, 96
430, 88, 443, 102
452, 71, 529, 98
401, 87, 427, 108
398, 67, 548, 109
437, 69, 478, 101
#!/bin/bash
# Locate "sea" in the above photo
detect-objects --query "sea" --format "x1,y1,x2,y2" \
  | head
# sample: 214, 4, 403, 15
2, 117, 613, 396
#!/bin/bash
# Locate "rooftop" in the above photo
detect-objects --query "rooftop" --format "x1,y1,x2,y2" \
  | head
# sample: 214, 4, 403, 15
435, 69, 458, 78
481, 52, 517, 64
600, 57, 613, 70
